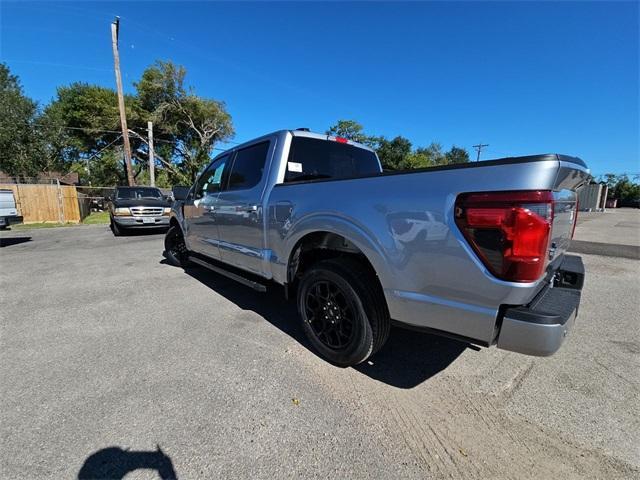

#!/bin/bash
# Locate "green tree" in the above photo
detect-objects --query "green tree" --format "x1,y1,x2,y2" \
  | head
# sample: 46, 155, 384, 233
376, 136, 413, 170
602, 174, 640, 201
39, 60, 234, 186
0, 63, 45, 177
134, 60, 234, 182
326, 119, 369, 144
41, 82, 142, 184
42, 83, 123, 157
402, 151, 433, 169
444, 146, 470, 164
326, 119, 470, 170
415, 143, 445, 165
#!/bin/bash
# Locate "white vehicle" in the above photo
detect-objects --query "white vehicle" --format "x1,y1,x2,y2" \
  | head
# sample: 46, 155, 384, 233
0, 189, 23, 229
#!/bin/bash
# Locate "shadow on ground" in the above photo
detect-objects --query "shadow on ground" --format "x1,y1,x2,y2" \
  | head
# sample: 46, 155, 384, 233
179, 264, 470, 389
78, 446, 177, 479
0, 236, 31, 247
112, 225, 169, 237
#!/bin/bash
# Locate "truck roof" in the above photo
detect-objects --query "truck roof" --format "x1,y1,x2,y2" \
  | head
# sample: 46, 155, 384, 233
210, 130, 586, 174
214, 129, 376, 159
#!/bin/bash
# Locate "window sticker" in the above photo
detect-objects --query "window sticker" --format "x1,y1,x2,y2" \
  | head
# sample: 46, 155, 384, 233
288, 162, 303, 172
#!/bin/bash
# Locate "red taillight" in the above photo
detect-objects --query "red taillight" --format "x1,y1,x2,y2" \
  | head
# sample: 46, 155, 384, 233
334, 137, 348, 143
455, 190, 554, 282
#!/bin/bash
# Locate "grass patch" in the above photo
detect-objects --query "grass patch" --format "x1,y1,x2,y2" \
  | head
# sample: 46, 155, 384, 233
10, 211, 110, 230
82, 211, 110, 225
12, 222, 76, 230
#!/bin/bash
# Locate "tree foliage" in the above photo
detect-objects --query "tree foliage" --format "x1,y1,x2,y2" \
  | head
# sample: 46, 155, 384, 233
601, 174, 640, 201
134, 61, 234, 182
326, 119, 470, 170
326, 119, 370, 145
0, 63, 44, 177
1, 61, 233, 185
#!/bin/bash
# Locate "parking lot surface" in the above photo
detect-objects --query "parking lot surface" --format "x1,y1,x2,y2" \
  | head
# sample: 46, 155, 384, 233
1, 223, 639, 479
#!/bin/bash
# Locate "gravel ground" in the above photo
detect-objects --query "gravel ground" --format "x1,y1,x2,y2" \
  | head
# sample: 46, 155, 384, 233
1, 224, 638, 479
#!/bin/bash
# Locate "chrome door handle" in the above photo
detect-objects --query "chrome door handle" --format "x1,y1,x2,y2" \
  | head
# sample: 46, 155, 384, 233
236, 205, 258, 212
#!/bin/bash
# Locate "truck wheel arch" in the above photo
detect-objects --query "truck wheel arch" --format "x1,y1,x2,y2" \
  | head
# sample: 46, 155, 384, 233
286, 230, 389, 304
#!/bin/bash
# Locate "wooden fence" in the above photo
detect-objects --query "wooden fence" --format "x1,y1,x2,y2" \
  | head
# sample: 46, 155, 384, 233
0, 183, 90, 224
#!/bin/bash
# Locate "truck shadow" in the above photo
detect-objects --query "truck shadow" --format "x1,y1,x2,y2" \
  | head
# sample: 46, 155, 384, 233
181, 265, 470, 389
77, 445, 177, 479
0, 236, 31, 247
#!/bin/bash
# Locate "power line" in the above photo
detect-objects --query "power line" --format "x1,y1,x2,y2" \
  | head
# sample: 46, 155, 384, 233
30, 123, 123, 134
85, 134, 123, 161
27, 122, 238, 149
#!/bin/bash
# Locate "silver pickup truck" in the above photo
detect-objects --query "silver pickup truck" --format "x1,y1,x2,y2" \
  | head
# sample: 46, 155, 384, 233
164, 129, 588, 366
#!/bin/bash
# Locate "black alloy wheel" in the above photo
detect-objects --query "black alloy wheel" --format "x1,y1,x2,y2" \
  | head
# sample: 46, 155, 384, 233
304, 279, 357, 350
297, 258, 390, 367
164, 225, 189, 267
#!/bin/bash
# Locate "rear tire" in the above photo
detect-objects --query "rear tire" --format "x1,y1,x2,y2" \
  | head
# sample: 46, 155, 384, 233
297, 258, 390, 367
164, 225, 189, 267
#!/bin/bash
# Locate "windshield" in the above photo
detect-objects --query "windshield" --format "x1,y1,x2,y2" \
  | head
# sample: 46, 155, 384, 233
116, 187, 162, 199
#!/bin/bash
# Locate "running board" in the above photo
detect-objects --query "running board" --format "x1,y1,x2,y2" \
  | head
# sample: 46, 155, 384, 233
188, 255, 267, 292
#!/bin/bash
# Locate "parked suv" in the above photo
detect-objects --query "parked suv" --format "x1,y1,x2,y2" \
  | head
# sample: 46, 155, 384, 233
0, 189, 23, 229
108, 186, 172, 236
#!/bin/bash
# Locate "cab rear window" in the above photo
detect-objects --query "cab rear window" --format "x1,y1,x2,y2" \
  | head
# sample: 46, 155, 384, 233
285, 137, 380, 183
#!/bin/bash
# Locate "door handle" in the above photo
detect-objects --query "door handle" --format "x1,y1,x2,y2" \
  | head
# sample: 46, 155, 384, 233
236, 205, 258, 213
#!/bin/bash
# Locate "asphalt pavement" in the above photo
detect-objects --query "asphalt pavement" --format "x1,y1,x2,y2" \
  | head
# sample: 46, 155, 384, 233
1, 220, 638, 479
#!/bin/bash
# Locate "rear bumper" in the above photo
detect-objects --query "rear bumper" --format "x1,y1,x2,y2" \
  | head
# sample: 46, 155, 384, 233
0, 215, 23, 227
113, 216, 169, 228
496, 255, 584, 356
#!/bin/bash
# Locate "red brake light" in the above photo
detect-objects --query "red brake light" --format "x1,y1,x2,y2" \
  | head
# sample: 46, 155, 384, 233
455, 190, 554, 282
334, 137, 348, 143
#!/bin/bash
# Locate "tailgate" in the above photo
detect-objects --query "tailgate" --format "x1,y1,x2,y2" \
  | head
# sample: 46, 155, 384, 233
549, 189, 578, 262
548, 156, 589, 266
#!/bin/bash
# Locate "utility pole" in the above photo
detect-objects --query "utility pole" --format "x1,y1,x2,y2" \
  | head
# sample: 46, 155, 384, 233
147, 121, 155, 187
472, 142, 489, 162
110, 17, 135, 186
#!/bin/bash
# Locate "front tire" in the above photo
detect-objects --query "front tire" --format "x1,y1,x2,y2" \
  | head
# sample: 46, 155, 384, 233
164, 225, 189, 267
297, 258, 390, 367
110, 218, 124, 237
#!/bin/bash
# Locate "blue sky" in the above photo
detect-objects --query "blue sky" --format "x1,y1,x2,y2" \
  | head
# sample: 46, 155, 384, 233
1, 1, 638, 175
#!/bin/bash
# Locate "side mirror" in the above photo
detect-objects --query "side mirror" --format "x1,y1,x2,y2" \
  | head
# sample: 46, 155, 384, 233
172, 186, 190, 201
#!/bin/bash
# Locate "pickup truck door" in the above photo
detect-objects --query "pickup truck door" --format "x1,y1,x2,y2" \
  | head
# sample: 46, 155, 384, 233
214, 140, 272, 275
183, 155, 230, 260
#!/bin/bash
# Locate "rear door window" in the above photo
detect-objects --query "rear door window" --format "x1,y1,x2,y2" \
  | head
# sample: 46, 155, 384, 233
285, 137, 380, 182
227, 141, 270, 191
